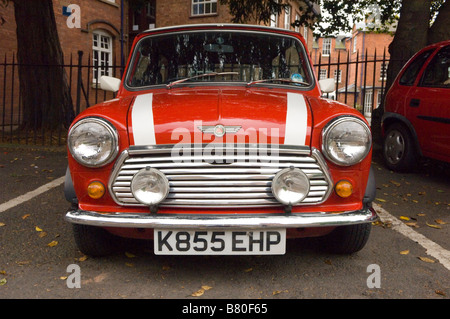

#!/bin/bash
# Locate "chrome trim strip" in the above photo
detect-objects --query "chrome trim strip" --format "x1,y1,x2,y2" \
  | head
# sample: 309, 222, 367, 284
65, 207, 377, 229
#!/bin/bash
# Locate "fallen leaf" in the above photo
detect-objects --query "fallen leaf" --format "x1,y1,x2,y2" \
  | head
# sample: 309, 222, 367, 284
0, 278, 7, 286
78, 255, 88, 262
125, 252, 136, 258
400, 216, 410, 221
35, 226, 43, 232
418, 256, 435, 263
0, 271, 6, 275
390, 180, 401, 187
435, 219, 447, 225
405, 222, 419, 228
376, 198, 386, 202
417, 213, 426, 217
272, 290, 282, 295
22, 214, 30, 220
426, 222, 442, 229
0, 222, 5, 227
47, 240, 58, 247
191, 289, 205, 297
38, 231, 47, 238
244, 268, 253, 272
400, 250, 409, 255
435, 290, 446, 297
125, 263, 134, 267
60, 276, 68, 280
202, 285, 213, 291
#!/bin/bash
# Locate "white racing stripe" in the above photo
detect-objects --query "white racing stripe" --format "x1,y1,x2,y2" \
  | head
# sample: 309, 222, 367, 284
131, 93, 156, 145
284, 92, 308, 146
374, 203, 450, 271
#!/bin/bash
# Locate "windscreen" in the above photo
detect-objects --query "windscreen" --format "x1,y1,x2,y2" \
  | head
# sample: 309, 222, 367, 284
126, 30, 313, 88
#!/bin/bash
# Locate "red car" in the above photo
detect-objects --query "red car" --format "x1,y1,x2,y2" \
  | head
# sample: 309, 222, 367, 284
64, 24, 376, 256
382, 40, 450, 171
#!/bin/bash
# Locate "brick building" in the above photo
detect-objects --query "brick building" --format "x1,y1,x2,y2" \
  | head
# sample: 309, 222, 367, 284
1, 0, 318, 132
311, 22, 395, 123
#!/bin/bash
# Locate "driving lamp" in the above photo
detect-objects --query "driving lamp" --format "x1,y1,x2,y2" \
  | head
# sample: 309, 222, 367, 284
272, 167, 309, 205
131, 167, 170, 206
322, 117, 371, 166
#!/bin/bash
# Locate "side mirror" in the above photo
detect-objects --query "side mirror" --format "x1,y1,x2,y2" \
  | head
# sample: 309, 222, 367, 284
318, 78, 335, 93
100, 76, 121, 92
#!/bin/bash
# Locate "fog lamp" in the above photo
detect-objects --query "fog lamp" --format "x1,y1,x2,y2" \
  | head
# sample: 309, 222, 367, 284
131, 167, 169, 206
87, 181, 105, 199
335, 180, 353, 198
272, 167, 309, 205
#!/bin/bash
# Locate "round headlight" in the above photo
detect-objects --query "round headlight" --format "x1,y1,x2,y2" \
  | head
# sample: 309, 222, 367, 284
322, 117, 372, 166
272, 167, 309, 205
131, 167, 169, 206
68, 118, 119, 167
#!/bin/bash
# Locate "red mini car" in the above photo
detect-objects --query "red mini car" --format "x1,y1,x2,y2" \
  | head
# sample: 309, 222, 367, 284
382, 40, 450, 171
64, 24, 377, 256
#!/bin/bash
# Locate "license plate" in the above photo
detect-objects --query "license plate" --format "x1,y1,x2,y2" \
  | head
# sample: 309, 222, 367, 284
154, 229, 286, 255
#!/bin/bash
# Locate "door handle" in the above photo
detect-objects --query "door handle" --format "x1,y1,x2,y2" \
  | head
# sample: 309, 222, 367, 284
410, 98, 420, 107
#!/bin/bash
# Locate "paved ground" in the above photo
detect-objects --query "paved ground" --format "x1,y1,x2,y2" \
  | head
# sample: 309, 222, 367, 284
0, 143, 448, 304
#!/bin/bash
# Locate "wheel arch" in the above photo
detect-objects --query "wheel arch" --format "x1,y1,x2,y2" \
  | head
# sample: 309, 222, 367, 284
381, 112, 422, 157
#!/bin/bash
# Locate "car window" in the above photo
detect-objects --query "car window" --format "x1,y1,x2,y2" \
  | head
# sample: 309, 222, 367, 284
126, 31, 313, 88
420, 45, 450, 88
399, 49, 434, 86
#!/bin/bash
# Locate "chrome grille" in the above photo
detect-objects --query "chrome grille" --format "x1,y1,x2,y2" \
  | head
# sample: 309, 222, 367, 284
108, 144, 333, 208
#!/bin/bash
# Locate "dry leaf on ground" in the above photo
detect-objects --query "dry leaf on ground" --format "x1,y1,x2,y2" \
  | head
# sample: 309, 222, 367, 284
418, 256, 435, 263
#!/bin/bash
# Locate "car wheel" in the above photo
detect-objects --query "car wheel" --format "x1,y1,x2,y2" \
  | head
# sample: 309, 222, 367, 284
321, 223, 372, 254
382, 123, 417, 172
72, 224, 118, 257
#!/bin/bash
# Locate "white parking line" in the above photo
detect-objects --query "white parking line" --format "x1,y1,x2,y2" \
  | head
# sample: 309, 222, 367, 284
374, 203, 450, 271
0, 176, 65, 213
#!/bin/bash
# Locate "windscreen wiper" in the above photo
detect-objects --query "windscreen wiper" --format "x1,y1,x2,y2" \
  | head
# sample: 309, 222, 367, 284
246, 78, 309, 87
166, 72, 239, 88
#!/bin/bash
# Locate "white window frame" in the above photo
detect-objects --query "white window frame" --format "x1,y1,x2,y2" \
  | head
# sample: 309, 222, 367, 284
284, 5, 291, 30
92, 30, 113, 84
322, 38, 331, 56
191, 0, 218, 16
364, 89, 373, 115
319, 69, 327, 80
334, 69, 342, 83
295, 14, 300, 32
353, 35, 357, 53
380, 62, 388, 81
303, 26, 308, 42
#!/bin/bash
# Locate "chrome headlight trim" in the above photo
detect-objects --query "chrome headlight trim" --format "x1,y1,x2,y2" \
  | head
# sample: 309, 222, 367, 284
68, 117, 119, 168
322, 116, 372, 166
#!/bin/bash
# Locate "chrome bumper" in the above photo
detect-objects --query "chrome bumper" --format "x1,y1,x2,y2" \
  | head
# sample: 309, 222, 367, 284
65, 207, 377, 229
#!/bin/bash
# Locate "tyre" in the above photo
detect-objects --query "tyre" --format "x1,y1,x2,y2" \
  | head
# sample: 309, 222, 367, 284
72, 224, 118, 257
321, 223, 372, 254
382, 123, 417, 172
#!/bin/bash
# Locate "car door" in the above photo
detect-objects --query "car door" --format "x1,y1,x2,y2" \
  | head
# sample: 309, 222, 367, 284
406, 44, 450, 163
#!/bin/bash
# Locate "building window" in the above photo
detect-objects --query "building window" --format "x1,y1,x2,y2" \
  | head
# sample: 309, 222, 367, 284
380, 62, 388, 81
319, 69, 327, 80
303, 26, 308, 41
334, 69, 342, 83
192, 0, 217, 16
284, 6, 291, 30
364, 89, 373, 115
93, 30, 113, 83
295, 14, 300, 32
322, 38, 331, 56
353, 35, 357, 53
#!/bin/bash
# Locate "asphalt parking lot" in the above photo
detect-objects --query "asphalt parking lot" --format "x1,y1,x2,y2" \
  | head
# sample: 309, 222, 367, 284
0, 144, 449, 302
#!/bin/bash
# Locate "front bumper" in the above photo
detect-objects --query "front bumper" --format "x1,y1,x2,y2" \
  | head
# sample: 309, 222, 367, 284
65, 207, 377, 229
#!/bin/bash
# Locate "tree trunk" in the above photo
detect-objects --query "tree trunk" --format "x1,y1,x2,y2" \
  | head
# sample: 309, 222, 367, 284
371, 0, 432, 142
13, 0, 74, 130
428, 0, 450, 45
